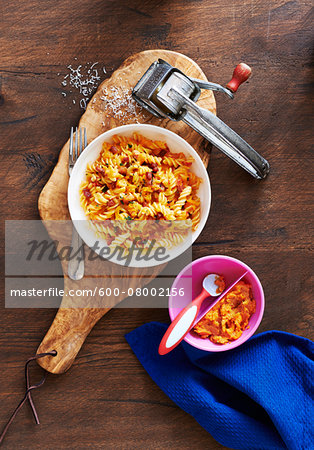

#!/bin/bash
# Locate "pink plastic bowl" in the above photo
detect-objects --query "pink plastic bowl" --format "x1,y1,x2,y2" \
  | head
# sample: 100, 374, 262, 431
169, 255, 265, 352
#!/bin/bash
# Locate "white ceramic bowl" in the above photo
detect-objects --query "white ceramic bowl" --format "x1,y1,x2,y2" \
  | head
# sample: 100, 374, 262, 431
68, 124, 211, 267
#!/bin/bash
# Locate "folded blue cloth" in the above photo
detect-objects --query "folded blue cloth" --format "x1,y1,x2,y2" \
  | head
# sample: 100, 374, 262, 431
126, 323, 313, 450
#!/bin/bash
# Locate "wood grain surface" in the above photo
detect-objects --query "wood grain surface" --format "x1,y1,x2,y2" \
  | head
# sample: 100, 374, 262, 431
36, 49, 215, 374
0, 0, 313, 449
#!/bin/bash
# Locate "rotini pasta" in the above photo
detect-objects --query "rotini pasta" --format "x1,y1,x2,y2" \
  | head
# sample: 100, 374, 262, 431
79, 133, 202, 252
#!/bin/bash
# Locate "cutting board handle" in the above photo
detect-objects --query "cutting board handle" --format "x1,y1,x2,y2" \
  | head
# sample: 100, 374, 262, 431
37, 307, 107, 374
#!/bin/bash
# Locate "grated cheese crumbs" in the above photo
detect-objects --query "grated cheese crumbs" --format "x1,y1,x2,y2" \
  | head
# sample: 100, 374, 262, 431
60, 61, 105, 110
59, 62, 154, 124
99, 86, 148, 124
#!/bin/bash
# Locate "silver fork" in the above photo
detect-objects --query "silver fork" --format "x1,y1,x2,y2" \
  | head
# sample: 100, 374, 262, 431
68, 127, 87, 280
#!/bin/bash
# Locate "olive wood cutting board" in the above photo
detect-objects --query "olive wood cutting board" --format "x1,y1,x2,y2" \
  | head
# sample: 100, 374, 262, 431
37, 49, 216, 374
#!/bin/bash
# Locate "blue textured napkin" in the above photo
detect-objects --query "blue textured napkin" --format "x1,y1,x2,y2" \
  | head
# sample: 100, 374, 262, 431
126, 323, 313, 450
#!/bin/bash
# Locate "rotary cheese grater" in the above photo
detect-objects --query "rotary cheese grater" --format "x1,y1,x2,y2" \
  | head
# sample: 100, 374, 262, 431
133, 59, 269, 179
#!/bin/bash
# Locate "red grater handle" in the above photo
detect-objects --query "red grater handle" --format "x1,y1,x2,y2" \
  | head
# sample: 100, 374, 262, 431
226, 63, 252, 93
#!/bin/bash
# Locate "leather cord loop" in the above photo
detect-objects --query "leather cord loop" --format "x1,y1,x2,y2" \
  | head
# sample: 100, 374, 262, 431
0, 351, 57, 446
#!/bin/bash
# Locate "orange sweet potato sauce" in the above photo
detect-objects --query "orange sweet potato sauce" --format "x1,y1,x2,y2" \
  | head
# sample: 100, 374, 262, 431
193, 281, 256, 345
214, 275, 225, 294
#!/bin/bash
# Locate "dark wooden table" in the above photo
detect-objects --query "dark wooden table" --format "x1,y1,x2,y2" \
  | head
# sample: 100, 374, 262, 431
0, 0, 313, 448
